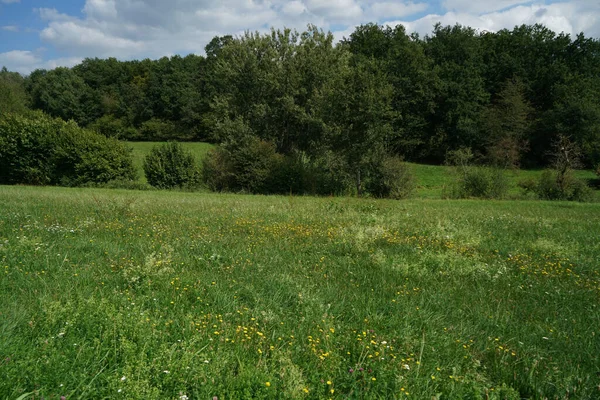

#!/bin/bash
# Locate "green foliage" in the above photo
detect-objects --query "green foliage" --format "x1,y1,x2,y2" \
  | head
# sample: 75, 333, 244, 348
53, 125, 137, 187
367, 157, 415, 199
27, 67, 100, 126
0, 67, 29, 115
444, 167, 509, 199
201, 136, 282, 193
517, 177, 538, 195
424, 24, 490, 158
444, 148, 509, 199
88, 115, 137, 139
482, 78, 532, 168
0, 113, 136, 186
524, 135, 594, 201
201, 147, 235, 192
4, 22, 600, 167
306, 150, 354, 196
139, 118, 178, 141
0, 112, 57, 185
143, 142, 201, 189
534, 170, 593, 202
543, 75, 600, 167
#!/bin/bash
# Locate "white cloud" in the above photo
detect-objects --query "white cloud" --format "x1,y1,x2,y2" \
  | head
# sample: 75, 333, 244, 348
2, 25, 19, 32
36, 8, 78, 22
442, 0, 533, 14
0, 50, 81, 75
0, 50, 39, 66
395, 2, 600, 38
83, 0, 118, 21
282, 1, 307, 16
1, 0, 598, 73
304, 0, 364, 22
369, 2, 429, 19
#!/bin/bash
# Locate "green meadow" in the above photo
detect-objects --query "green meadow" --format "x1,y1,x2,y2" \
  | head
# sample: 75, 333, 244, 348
1, 186, 599, 399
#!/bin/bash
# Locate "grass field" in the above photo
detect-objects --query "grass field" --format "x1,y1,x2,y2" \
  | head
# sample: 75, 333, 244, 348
1, 186, 599, 399
407, 163, 598, 199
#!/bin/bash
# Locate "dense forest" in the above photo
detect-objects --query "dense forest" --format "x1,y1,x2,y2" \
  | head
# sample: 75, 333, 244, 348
2, 23, 600, 174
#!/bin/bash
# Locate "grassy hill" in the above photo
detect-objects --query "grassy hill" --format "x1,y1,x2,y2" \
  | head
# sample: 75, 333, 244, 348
1, 186, 599, 398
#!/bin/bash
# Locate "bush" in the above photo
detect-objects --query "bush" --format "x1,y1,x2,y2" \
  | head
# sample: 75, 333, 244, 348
444, 167, 509, 199
88, 115, 137, 139
0, 113, 57, 185
53, 123, 137, 186
307, 151, 354, 196
267, 153, 309, 195
201, 147, 235, 192
202, 136, 282, 193
444, 147, 508, 199
367, 157, 415, 199
517, 177, 537, 196
143, 142, 201, 189
534, 170, 592, 202
139, 118, 178, 141
0, 113, 136, 186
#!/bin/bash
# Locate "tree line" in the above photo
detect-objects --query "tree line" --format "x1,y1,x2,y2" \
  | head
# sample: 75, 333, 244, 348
1, 23, 600, 181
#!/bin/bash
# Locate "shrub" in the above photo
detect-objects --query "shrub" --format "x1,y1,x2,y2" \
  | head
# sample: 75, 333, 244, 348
201, 147, 235, 192
0, 113, 57, 185
534, 170, 592, 202
226, 137, 282, 193
202, 136, 282, 193
53, 122, 137, 186
0, 112, 136, 186
444, 148, 508, 199
367, 157, 415, 199
307, 150, 354, 196
263, 153, 307, 195
139, 118, 178, 141
444, 167, 509, 199
517, 177, 537, 195
88, 115, 137, 139
143, 142, 201, 189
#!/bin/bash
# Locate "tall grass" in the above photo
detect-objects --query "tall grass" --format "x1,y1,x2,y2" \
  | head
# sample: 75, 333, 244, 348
1, 186, 599, 399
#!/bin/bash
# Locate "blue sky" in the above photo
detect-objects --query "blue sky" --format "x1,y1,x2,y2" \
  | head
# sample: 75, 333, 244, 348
1, 0, 599, 74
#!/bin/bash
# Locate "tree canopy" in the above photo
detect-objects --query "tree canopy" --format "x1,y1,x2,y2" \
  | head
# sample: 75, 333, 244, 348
2, 22, 600, 168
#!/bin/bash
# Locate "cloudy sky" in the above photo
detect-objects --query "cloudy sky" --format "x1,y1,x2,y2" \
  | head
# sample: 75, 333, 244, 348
1, 0, 599, 74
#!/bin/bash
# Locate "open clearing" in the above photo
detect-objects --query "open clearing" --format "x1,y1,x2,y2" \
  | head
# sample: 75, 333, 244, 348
1, 186, 599, 399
